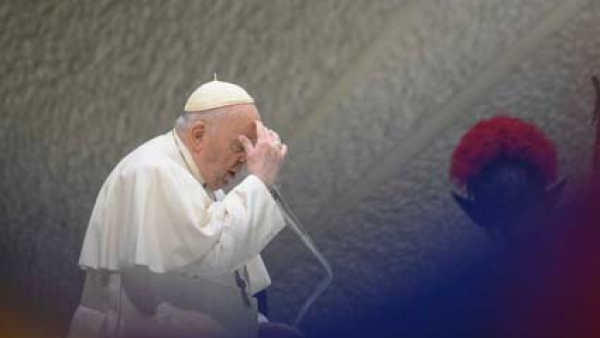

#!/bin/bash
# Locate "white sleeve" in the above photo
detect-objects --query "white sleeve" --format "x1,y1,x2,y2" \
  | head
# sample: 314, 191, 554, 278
188, 175, 286, 276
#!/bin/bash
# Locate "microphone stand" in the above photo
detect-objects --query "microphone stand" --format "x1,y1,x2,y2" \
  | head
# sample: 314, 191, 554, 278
270, 186, 334, 328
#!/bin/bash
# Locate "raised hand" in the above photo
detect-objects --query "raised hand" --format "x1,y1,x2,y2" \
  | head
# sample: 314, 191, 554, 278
239, 121, 288, 188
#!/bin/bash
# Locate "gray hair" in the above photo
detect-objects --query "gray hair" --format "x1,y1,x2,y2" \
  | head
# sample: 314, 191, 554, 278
174, 107, 232, 133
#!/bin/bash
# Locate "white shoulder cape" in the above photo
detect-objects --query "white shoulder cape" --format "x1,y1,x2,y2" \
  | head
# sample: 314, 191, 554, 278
79, 131, 285, 294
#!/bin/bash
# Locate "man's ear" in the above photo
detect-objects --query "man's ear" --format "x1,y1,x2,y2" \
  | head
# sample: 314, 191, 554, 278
543, 177, 567, 211
452, 192, 487, 228
189, 122, 206, 152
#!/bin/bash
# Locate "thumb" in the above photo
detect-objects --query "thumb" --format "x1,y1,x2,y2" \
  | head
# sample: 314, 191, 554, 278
239, 135, 254, 154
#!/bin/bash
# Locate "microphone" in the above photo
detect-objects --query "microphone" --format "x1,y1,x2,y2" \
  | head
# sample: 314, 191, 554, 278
270, 185, 334, 328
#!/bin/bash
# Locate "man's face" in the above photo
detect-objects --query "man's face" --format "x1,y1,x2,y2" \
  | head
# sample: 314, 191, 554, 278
196, 104, 259, 190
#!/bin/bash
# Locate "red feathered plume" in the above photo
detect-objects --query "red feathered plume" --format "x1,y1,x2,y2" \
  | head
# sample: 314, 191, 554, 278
450, 115, 557, 187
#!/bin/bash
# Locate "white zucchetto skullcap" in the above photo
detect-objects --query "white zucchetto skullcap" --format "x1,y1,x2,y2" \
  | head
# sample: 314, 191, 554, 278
184, 77, 254, 112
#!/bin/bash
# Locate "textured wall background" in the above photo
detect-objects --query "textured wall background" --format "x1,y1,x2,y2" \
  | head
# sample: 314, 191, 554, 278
1, 0, 599, 337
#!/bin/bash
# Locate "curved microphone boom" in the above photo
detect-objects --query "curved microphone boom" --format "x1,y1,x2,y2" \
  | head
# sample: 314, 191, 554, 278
270, 186, 334, 328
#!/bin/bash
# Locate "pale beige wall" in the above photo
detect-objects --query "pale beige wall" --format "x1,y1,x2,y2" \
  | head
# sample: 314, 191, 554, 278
1, 0, 599, 335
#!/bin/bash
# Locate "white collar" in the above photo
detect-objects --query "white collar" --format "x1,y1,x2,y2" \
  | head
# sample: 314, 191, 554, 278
171, 129, 207, 187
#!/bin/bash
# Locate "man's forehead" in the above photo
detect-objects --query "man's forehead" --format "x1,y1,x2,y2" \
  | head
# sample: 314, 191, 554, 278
228, 103, 260, 117
228, 122, 257, 144
219, 104, 260, 140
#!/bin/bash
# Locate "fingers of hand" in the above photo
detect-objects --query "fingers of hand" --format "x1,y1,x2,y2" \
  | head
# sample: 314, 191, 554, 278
238, 135, 254, 153
263, 127, 283, 152
268, 128, 280, 143
256, 120, 268, 140
255, 122, 274, 149
256, 122, 283, 152
244, 124, 286, 187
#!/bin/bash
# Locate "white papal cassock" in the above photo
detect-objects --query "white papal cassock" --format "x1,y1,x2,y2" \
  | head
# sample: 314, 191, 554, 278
68, 130, 286, 338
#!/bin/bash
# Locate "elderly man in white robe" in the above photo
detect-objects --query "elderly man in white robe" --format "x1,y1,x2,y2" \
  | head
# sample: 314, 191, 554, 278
68, 78, 302, 338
